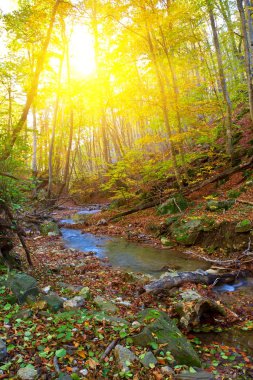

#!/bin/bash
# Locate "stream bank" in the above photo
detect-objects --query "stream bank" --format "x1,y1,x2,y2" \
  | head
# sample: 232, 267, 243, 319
0, 204, 253, 379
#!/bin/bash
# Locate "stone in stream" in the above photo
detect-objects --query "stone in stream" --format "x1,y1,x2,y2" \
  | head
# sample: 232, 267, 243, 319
94, 296, 119, 314
0, 339, 7, 361
132, 309, 201, 367
161, 237, 176, 247
114, 344, 137, 372
17, 366, 38, 380
7, 272, 39, 304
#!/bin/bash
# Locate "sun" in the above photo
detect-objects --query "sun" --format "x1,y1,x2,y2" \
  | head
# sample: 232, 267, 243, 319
69, 24, 96, 78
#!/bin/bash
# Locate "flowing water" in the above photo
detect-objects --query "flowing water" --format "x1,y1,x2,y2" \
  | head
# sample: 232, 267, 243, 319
61, 228, 210, 276
59, 207, 253, 354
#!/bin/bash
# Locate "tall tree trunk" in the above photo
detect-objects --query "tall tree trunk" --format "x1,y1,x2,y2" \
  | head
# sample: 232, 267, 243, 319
143, 18, 181, 187
59, 22, 74, 196
32, 105, 37, 177
207, 0, 233, 157
237, 0, 253, 123
0, 0, 61, 161
47, 52, 64, 198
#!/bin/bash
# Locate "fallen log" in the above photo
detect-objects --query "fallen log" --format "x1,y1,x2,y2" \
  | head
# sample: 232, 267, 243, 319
108, 156, 253, 222
186, 155, 253, 194
108, 199, 160, 222
144, 269, 247, 294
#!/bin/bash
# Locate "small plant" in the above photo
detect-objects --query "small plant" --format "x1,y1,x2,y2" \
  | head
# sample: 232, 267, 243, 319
227, 189, 241, 199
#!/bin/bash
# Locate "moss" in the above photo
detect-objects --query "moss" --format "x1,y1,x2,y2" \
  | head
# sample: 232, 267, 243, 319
235, 219, 252, 233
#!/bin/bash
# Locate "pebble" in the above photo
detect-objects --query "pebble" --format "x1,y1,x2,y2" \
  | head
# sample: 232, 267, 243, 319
80, 369, 88, 376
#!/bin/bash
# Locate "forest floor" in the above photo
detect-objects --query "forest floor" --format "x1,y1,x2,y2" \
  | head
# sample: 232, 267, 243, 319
1, 111, 253, 379
0, 201, 252, 379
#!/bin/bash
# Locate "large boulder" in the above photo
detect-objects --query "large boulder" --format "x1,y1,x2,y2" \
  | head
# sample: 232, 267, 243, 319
40, 221, 60, 236
171, 219, 202, 246
132, 309, 201, 368
7, 272, 39, 304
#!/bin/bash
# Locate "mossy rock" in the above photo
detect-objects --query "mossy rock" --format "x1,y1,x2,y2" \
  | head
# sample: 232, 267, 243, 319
235, 219, 252, 233
72, 213, 89, 223
206, 199, 235, 212
157, 195, 188, 215
132, 309, 201, 367
161, 237, 176, 247
40, 221, 60, 236
165, 216, 180, 227
7, 272, 39, 304
171, 219, 202, 246
199, 217, 216, 232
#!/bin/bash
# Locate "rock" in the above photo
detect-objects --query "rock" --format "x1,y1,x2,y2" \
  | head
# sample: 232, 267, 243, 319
235, 219, 252, 233
58, 282, 82, 292
114, 344, 137, 372
15, 309, 33, 320
140, 351, 157, 368
94, 296, 118, 314
63, 296, 85, 310
42, 286, 51, 294
132, 309, 201, 367
57, 375, 72, 380
79, 369, 88, 376
180, 290, 202, 302
175, 370, 215, 379
157, 195, 188, 215
8, 272, 39, 304
78, 287, 91, 299
42, 293, 64, 312
171, 219, 202, 246
17, 366, 38, 380
40, 221, 60, 236
132, 321, 141, 328
0, 339, 7, 361
161, 237, 176, 247
161, 366, 175, 375
72, 213, 89, 223
206, 199, 235, 212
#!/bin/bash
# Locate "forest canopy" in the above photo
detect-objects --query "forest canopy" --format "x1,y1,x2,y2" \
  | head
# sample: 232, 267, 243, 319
0, 0, 252, 204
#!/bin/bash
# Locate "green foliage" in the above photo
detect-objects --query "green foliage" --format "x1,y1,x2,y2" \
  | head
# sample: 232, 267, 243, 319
227, 189, 241, 199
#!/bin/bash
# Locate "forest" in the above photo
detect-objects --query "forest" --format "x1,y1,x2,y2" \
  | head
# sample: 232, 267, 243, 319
1, 0, 253, 379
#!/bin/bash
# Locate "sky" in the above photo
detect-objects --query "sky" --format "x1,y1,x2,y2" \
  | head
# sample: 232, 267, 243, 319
0, 0, 18, 14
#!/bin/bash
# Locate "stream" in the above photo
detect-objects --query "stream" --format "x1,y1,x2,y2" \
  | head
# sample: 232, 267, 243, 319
58, 206, 253, 356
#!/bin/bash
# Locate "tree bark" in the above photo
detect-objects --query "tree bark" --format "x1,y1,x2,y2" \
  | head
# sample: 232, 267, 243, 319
207, 0, 233, 157
237, 0, 253, 123
144, 270, 246, 294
